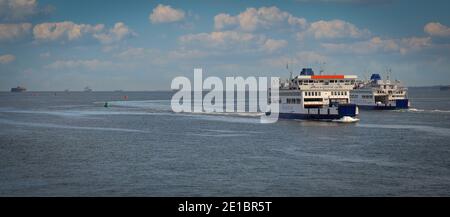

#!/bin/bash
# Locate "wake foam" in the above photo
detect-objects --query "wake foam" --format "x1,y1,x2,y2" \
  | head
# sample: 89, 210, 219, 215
397, 108, 450, 113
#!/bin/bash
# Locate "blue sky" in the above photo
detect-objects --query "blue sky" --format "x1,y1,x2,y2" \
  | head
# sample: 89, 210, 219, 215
1, 0, 450, 90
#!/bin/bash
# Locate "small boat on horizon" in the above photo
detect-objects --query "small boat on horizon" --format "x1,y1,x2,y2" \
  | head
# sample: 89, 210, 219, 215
84, 86, 92, 92
11, 86, 27, 92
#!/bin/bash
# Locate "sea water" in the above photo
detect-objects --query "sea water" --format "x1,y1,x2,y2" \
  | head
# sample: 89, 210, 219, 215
1, 88, 450, 196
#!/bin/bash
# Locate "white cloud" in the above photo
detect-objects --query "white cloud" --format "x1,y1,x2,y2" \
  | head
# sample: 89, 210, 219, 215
32, 21, 134, 44
0, 0, 53, 21
33, 21, 104, 41
298, 19, 370, 40
179, 30, 264, 47
39, 52, 50, 58
321, 37, 398, 54
424, 22, 450, 37
149, 4, 185, 24
114, 47, 209, 67
0, 54, 15, 64
261, 39, 288, 53
168, 48, 208, 59
179, 30, 288, 53
0, 0, 37, 20
321, 36, 431, 55
93, 22, 135, 44
264, 51, 327, 67
45, 59, 115, 71
214, 13, 238, 30
214, 6, 307, 31
399, 37, 432, 54
0, 23, 32, 41
116, 47, 146, 59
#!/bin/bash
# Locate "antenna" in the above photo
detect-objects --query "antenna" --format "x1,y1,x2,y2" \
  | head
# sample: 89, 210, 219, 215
287, 61, 292, 80
319, 62, 326, 75
387, 68, 391, 81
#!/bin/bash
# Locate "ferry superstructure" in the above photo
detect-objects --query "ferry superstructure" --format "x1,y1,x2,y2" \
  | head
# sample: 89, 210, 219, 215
277, 68, 359, 121
350, 73, 409, 110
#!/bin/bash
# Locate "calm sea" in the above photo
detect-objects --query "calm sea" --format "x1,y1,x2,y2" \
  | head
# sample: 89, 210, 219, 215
1, 88, 450, 196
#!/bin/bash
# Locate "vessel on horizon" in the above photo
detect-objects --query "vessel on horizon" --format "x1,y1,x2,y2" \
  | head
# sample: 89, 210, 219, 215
11, 86, 27, 92
351, 72, 409, 110
84, 86, 92, 92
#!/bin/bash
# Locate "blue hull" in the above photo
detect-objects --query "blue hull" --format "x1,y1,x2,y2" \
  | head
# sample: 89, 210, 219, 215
358, 99, 409, 110
358, 105, 397, 110
277, 104, 358, 120
279, 113, 342, 120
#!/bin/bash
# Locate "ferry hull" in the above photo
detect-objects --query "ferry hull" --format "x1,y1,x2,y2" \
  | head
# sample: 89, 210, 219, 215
279, 113, 342, 120
278, 104, 358, 120
358, 99, 409, 110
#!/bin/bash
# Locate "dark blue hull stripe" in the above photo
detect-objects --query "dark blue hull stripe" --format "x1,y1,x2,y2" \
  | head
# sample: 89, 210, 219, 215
278, 113, 352, 120
358, 105, 408, 110
358, 99, 409, 110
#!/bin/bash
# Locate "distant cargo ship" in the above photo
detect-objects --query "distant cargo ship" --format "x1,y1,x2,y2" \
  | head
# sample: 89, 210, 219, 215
11, 86, 27, 92
84, 86, 92, 92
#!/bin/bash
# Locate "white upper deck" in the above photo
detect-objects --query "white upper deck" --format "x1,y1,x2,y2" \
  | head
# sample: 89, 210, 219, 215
281, 74, 358, 91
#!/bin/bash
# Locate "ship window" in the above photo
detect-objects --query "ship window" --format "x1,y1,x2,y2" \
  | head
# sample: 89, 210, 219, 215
304, 98, 323, 102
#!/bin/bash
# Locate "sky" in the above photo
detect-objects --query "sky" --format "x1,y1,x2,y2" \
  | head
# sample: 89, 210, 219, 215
1, 0, 450, 91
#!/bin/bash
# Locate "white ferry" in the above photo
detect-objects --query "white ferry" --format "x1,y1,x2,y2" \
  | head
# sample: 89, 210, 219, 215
350, 73, 409, 110
274, 68, 359, 122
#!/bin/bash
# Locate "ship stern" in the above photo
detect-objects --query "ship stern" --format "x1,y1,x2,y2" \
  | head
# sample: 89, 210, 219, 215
338, 104, 358, 118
